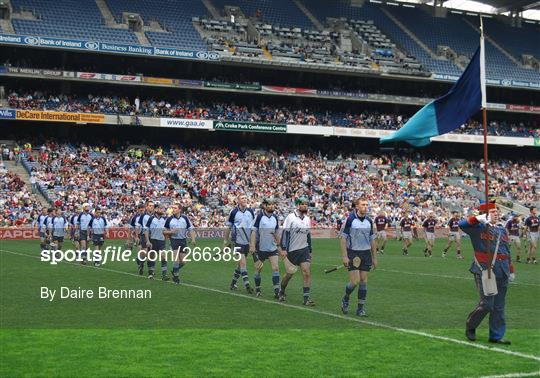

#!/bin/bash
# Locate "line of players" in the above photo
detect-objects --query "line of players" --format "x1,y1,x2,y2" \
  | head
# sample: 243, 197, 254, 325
373, 207, 539, 264
34, 199, 539, 312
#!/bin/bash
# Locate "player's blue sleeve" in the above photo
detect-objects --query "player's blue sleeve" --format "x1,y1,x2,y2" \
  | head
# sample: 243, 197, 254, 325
146, 216, 154, 229
253, 213, 263, 229
280, 230, 290, 251
164, 216, 172, 229
130, 216, 137, 227
103, 218, 107, 227
274, 215, 279, 231
88, 218, 94, 228
77, 213, 82, 224
307, 233, 312, 253
340, 215, 353, 237
182, 215, 193, 230
226, 209, 237, 227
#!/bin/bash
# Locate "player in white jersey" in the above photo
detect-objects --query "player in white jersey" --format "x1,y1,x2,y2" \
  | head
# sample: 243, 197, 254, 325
279, 197, 314, 306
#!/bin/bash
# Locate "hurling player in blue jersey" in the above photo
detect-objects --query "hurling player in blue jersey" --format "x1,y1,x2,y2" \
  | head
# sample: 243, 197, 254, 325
340, 197, 377, 316
224, 194, 255, 294
250, 197, 282, 298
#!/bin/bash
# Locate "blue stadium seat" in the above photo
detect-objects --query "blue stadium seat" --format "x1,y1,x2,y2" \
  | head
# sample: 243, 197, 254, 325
11, 0, 139, 44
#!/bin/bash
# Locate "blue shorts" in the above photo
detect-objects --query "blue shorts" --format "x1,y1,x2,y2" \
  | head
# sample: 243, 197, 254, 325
347, 249, 372, 272
150, 239, 166, 252
52, 236, 64, 243
92, 234, 105, 246
234, 243, 249, 256
79, 230, 88, 241
170, 238, 187, 253
287, 247, 311, 266
253, 250, 278, 263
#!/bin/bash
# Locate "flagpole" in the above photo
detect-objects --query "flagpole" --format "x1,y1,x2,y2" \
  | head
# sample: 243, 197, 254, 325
479, 16, 493, 279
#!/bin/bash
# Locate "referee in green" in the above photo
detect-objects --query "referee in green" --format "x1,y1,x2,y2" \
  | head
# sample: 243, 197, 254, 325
339, 198, 378, 316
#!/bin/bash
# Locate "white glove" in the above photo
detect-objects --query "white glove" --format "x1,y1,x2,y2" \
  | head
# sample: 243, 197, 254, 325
509, 273, 515, 282
476, 214, 488, 224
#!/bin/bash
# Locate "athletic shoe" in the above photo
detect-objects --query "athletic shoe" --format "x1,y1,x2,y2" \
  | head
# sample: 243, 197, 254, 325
533, 259, 538, 265
488, 339, 511, 345
93, 262, 101, 267
81, 260, 87, 265
148, 273, 155, 280
274, 289, 280, 299
303, 298, 315, 307
465, 328, 476, 341
457, 255, 464, 260
356, 308, 367, 317
172, 275, 180, 284
230, 284, 238, 291
162, 275, 170, 282
341, 297, 349, 314
138, 264, 144, 276
516, 256, 521, 263
246, 286, 254, 294
278, 291, 286, 302
256, 291, 262, 298
442, 252, 447, 258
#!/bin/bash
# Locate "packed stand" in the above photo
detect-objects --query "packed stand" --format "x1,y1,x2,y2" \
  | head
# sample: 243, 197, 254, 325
7, 90, 539, 138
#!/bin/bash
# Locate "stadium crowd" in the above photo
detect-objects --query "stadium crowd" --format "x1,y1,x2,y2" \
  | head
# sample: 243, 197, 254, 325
0, 162, 42, 227
7, 90, 539, 138
8, 141, 500, 228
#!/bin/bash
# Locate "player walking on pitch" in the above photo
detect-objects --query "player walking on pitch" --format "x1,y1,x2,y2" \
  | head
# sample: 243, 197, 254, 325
224, 194, 255, 294
422, 211, 436, 257
443, 211, 463, 259
461, 203, 514, 344
524, 206, 538, 264
374, 210, 390, 255
164, 202, 196, 284
250, 198, 281, 298
399, 210, 414, 256
505, 214, 522, 262
279, 197, 315, 306
340, 198, 377, 316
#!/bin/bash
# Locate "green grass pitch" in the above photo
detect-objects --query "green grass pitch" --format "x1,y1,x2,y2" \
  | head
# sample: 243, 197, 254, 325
1, 238, 539, 377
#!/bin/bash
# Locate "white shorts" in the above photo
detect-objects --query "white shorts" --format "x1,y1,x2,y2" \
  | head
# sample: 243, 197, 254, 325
376, 231, 387, 239
509, 235, 521, 245
448, 232, 461, 241
402, 231, 413, 240
425, 232, 435, 242
528, 232, 539, 243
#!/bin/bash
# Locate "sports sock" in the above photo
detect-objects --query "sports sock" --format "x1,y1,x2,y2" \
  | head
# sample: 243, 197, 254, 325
231, 268, 240, 286
272, 272, 280, 292
147, 260, 155, 275
358, 282, 367, 311
172, 262, 184, 276
254, 272, 261, 290
344, 282, 355, 301
161, 259, 168, 276
303, 287, 310, 302
240, 268, 250, 287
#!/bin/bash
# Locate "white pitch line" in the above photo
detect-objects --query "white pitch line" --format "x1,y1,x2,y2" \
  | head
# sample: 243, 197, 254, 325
311, 262, 540, 287
2, 248, 540, 363
478, 371, 540, 378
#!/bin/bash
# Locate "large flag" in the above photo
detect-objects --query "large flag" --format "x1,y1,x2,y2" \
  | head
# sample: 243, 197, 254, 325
380, 40, 486, 147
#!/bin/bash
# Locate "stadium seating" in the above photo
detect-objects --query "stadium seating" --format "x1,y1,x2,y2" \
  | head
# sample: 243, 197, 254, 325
384, 7, 539, 82
106, 0, 208, 50
211, 0, 314, 29
11, 0, 139, 45
483, 18, 540, 61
